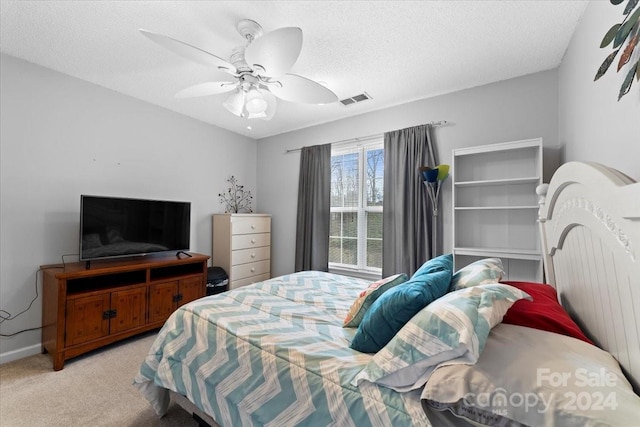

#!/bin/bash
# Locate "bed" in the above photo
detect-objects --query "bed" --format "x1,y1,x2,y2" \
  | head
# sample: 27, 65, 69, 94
135, 161, 640, 426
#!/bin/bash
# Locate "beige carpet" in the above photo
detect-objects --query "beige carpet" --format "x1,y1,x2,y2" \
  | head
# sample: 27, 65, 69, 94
0, 332, 197, 427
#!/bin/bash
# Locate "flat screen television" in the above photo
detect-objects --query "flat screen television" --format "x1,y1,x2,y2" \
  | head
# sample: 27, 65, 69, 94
79, 195, 191, 261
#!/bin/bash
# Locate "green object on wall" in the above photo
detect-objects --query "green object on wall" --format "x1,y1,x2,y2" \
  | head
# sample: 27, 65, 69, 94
594, 0, 639, 100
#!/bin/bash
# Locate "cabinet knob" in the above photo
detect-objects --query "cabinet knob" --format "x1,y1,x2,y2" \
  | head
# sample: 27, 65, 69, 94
251, 224, 256, 229
251, 253, 256, 258
251, 267, 255, 272
251, 239, 256, 243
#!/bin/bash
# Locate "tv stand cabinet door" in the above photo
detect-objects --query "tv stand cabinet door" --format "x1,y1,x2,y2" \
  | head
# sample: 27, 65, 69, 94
149, 281, 179, 324
65, 294, 110, 346
110, 287, 147, 334
179, 276, 205, 307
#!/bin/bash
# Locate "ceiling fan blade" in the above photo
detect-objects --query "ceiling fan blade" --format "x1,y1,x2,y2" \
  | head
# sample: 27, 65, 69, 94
269, 74, 338, 104
245, 27, 302, 78
175, 82, 236, 98
139, 29, 236, 73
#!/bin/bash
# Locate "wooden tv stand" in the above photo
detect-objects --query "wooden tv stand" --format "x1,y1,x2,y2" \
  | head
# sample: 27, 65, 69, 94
41, 252, 209, 371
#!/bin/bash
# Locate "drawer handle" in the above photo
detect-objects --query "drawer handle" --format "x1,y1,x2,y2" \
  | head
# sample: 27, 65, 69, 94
251, 239, 256, 243
251, 253, 256, 258
251, 224, 256, 229
251, 267, 255, 272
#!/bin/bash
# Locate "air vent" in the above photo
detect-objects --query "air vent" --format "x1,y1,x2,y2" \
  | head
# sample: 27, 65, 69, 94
340, 92, 372, 106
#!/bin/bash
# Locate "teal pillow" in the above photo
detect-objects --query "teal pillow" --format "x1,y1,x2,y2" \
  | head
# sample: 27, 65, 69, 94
350, 254, 453, 353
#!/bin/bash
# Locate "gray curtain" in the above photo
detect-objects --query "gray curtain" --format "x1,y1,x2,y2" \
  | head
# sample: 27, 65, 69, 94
295, 143, 331, 272
382, 124, 437, 277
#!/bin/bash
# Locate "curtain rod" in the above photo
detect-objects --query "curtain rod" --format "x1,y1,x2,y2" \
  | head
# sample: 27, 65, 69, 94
285, 120, 448, 154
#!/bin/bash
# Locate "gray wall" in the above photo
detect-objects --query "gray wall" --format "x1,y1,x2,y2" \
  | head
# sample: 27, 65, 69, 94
257, 70, 560, 278
559, 1, 640, 179
0, 54, 258, 362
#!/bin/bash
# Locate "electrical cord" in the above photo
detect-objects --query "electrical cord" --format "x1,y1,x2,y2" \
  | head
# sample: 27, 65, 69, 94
0, 262, 66, 337
61, 253, 79, 268
0, 326, 43, 337
0, 268, 41, 336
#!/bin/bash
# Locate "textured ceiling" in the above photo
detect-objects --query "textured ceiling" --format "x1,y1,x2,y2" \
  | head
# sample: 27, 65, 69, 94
0, 1, 588, 139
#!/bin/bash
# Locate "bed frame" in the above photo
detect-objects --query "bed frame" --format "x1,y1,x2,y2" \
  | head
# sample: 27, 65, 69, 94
171, 161, 640, 426
538, 161, 640, 393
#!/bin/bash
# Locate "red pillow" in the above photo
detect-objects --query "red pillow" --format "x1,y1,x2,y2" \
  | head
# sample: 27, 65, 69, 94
500, 281, 594, 345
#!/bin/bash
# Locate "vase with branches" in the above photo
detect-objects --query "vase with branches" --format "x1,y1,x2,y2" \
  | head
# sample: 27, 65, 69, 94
219, 176, 253, 213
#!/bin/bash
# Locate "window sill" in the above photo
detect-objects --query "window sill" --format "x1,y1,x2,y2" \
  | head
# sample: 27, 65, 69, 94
328, 266, 381, 282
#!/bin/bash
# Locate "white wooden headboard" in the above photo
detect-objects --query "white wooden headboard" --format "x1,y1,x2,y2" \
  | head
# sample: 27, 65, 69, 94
538, 161, 640, 393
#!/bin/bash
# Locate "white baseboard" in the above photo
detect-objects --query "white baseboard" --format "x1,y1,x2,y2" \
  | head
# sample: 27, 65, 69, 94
0, 343, 41, 365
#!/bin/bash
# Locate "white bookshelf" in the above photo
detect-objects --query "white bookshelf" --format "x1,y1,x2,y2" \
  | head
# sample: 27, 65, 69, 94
452, 138, 543, 281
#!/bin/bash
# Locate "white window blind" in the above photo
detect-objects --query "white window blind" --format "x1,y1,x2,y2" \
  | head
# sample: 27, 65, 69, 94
329, 138, 384, 277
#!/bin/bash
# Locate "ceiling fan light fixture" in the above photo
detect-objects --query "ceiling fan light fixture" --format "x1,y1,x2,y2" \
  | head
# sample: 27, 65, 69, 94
245, 87, 268, 115
223, 88, 245, 116
248, 111, 268, 119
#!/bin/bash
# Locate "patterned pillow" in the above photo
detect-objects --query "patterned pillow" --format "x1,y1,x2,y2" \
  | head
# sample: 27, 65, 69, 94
350, 254, 453, 353
450, 258, 504, 291
352, 283, 531, 392
343, 273, 408, 328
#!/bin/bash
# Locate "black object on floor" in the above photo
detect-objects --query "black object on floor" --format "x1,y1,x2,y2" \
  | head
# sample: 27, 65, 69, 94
206, 266, 228, 295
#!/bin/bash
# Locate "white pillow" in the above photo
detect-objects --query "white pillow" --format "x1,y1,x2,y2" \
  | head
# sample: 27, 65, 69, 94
352, 284, 530, 392
422, 323, 640, 427
450, 257, 504, 291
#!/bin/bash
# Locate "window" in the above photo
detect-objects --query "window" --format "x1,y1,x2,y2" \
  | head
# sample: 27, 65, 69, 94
329, 139, 384, 276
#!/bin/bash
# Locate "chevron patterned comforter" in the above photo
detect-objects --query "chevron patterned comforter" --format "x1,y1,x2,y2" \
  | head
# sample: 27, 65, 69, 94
134, 271, 431, 426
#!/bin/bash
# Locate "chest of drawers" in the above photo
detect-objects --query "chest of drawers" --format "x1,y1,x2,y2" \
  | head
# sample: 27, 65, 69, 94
212, 214, 271, 289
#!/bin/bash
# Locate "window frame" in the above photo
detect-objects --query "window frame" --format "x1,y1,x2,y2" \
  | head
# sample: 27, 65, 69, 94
329, 138, 384, 280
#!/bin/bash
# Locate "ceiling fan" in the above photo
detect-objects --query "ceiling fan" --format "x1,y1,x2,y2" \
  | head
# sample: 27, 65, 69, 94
139, 19, 338, 120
